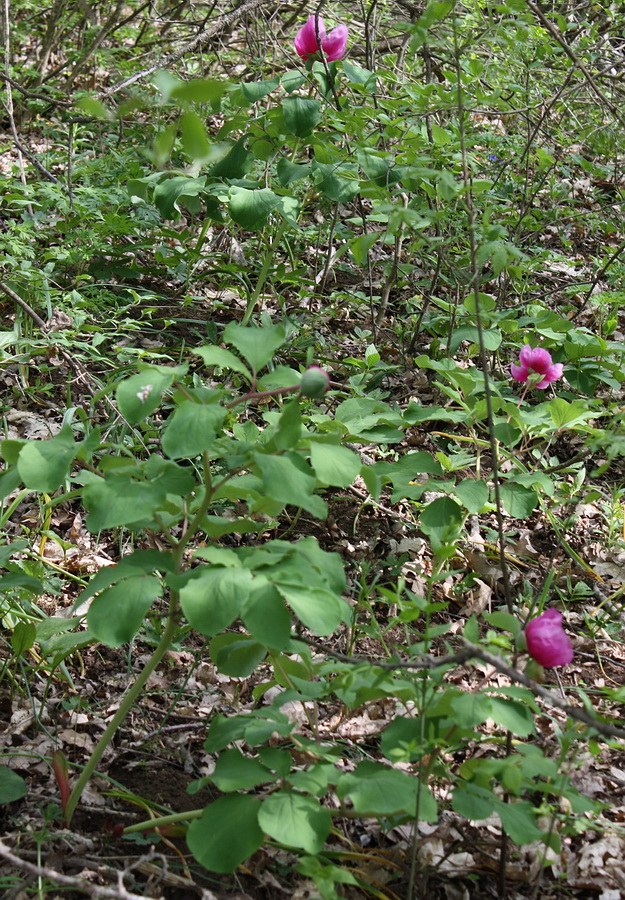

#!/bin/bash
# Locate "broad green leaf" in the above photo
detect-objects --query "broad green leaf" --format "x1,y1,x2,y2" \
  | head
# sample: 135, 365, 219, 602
241, 77, 280, 102
208, 137, 251, 179
454, 478, 489, 513
83, 477, 167, 531
277, 158, 311, 186
495, 798, 545, 844
254, 452, 327, 518
223, 323, 286, 374
241, 583, 291, 649
342, 61, 376, 90
228, 187, 280, 230
17, 425, 76, 492
0, 466, 22, 499
335, 397, 404, 443
276, 584, 342, 636
170, 77, 229, 106
312, 161, 359, 203
499, 482, 537, 518
282, 97, 322, 137
180, 110, 211, 160
488, 697, 535, 737
162, 401, 225, 459
350, 231, 380, 266
0, 573, 43, 594
0, 767, 27, 804
211, 749, 272, 791
337, 762, 437, 820
483, 611, 521, 635
75, 550, 174, 607
194, 345, 252, 380
87, 575, 161, 646
10, 622, 36, 655
273, 399, 302, 451
420, 496, 464, 541
153, 176, 206, 220
258, 791, 331, 854
309, 442, 361, 487
116, 368, 176, 424
452, 782, 495, 820
179, 567, 253, 636
210, 633, 267, 676
187, 795, 263, 873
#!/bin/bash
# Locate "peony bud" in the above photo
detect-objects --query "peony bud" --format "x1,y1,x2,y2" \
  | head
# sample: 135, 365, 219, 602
299, 366, 330, 399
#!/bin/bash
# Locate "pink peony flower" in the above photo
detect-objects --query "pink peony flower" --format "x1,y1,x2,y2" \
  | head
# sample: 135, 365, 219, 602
294, 15, 348, 62
525, 609, 573, 668
510, 345, 563, 390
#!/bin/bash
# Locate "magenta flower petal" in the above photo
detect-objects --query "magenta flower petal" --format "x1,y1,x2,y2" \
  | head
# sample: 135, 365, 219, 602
321, 23, 348, 61
510, 362, 528, 383
294, 15, 324, 59
525, 609, 573, 668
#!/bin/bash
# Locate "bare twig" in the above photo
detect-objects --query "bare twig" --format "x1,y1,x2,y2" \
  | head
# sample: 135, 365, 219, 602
0, 838, 163, 899
525, 0, 625, 131
98, 0, 275, 98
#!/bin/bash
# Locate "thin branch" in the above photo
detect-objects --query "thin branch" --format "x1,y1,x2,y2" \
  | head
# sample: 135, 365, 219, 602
525, 0, 625, 131
98, 0, 275, 98
0, 839, 163, 899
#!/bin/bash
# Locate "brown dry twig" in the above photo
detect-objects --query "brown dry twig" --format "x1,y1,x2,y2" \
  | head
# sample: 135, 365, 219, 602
0, 838, 164, 899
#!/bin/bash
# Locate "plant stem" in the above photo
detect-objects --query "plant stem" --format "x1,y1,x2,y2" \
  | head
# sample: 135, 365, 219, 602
241, 217, 289, 326
123, 808, 204, 834
64, 595, 180, 825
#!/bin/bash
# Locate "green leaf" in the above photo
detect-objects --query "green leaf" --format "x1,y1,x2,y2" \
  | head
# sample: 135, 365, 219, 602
208, 137, 251, 179
210, 633, 267, 676
211, 749, 272, 791
162, 401, 225, 459
499, 482, 537, 518
454, 478, 489, 513
179, 567, 254, 636
228, 187, 281, 230
10, 622, 36, 655
309, 442, 361, 487
488, 697, 535, 737
187, 795, 263, 873
241, 583, 291, 649
277, 158, 311, 187
194, 345, 252, 380
17, 425, 76, 492
116, 368, 177, 424
0, 466, 22, 499
255, 452, 327, 518
342, 61, 376, 90
258, 791, 331, 854
83, 477, 168, 531
0, 766, 27, 804
495, 798, 545, 844
241, 77, 280, 102
180, 110, 211, 160
170, 76, 229, 106
223, 323, 286, 374
483, 611, 521, 635
273, 399, 302, 451
452, 782, 495, 820
312, 161, 359, 203
276, 584, 342, 636
337, 762, 438, 821
282, 97, 322, 137
87, 575, 161, 646
420, 496, 465, 542
0, 573, 43, 594
153, 176, 206, 220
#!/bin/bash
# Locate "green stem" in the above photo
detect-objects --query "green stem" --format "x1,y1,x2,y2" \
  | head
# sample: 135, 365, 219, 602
64, 596, 181, 825
241, 217, 289, 326
123, 808, 204, 834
